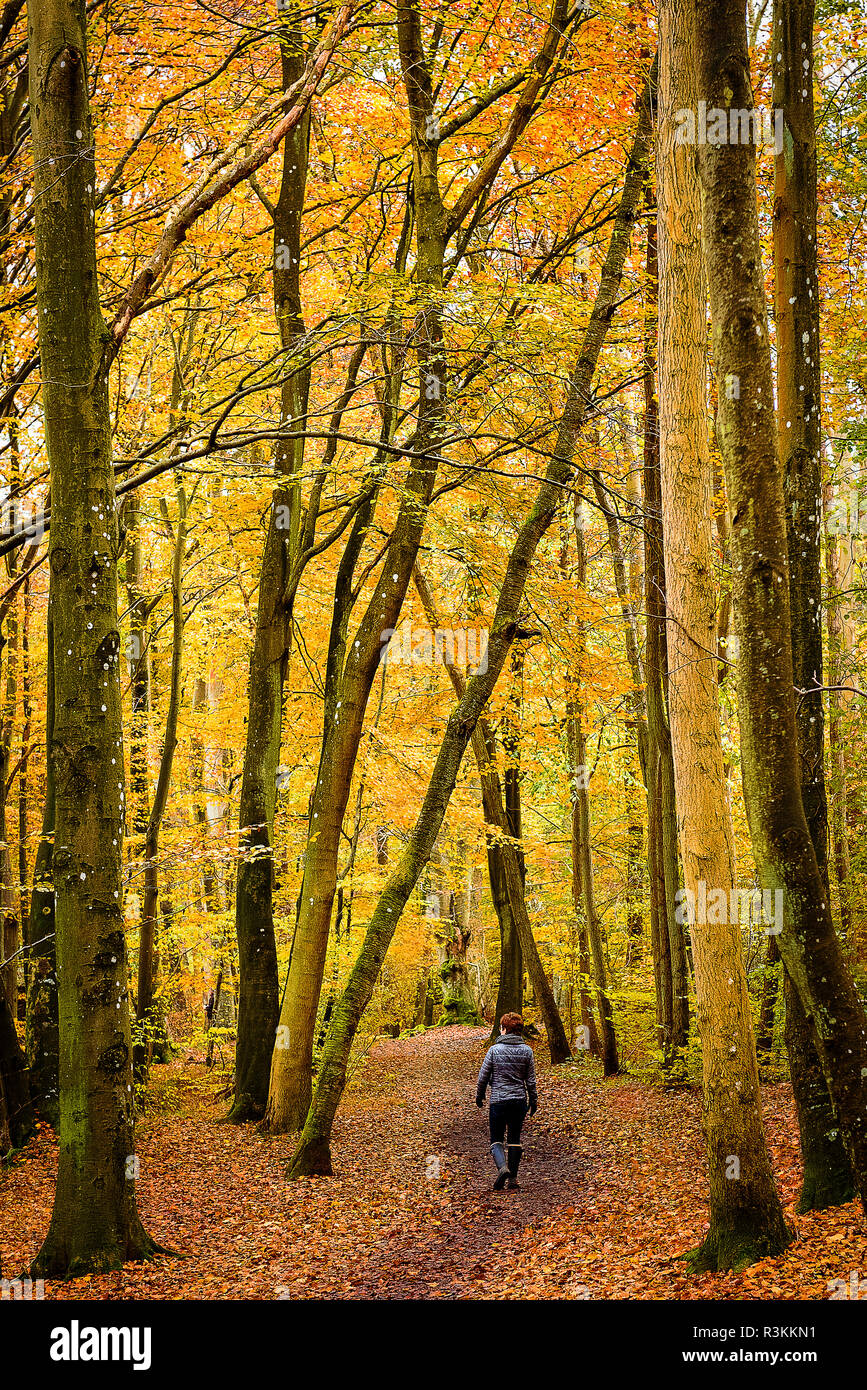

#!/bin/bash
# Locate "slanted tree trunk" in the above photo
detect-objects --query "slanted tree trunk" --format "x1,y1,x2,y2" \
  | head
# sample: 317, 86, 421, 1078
286, 64, 655, 1177
265, 0, 449, 1133
28, 0, 155, 1274
773, 0, 854, 1212
659, 0, 790, 1270
696, 0, 867, 1214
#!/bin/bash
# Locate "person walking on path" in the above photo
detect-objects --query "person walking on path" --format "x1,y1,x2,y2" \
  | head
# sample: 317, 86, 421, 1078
475, 1012, 538, 1190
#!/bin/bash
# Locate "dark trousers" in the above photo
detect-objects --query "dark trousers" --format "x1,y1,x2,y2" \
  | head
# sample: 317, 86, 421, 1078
489, 1099, 527, 1146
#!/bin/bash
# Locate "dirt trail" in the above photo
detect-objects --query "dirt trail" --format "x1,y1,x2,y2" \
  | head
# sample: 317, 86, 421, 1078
1, 1024, 857, 1300
324, 1026, 608, 1298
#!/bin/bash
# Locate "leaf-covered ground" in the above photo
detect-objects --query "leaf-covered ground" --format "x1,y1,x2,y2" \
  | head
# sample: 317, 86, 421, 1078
2, 1026, 864, 1299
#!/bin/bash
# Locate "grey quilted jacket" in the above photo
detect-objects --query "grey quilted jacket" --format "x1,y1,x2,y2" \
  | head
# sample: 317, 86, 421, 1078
476, 1032, 538, 1107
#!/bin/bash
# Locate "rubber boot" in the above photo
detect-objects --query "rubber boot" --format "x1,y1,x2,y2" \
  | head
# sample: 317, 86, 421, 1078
490, 1142, 509, 1190
506, 1143, 522, 1190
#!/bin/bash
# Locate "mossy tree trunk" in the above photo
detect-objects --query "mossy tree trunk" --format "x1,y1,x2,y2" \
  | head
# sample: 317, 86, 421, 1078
772, 0, 854, 1213
696, 0, 867, 1213
435, 841, 482, 1025
755, 935, 780, 1059
0, 599, 20, 1015
659, 0, 791, 1270
28, 0, 155, 1274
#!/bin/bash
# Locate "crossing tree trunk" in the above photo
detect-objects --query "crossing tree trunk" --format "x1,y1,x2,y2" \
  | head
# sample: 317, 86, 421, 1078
286, 64, 656, 1177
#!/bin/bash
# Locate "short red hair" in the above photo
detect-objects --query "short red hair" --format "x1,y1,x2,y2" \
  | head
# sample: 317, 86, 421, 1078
500, 1012, 524, 1033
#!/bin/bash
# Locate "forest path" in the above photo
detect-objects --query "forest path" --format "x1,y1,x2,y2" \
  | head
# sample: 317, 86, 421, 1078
2, 1025, 857, 1299
314, 1025, 608, 1298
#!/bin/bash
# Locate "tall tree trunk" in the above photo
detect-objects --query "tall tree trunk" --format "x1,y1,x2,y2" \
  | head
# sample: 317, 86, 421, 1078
823, 492, 852, 935
435, 840, 482, 1024
18, 574, 31, 959
755, 935, 780, 1058
135, 480, 187, 1078
557, 514, 599, 1055
659, 0, 791, 1270
641, 213, 689, 1060
626, 817, 643, 965
570, 715, 620, 1075
412, 564, 564, 1050
124, 488, 150, 845
229, 18, 312, 1123
28, 0, 155, 1273
0, 593, 20, 1017
647, 751, 674, 1056
696, 0, 867, 1213
487, 828, 524, 1033
571, 516, 619, 1075
773, 0, 855, 1211
492, 647, 526, 1030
